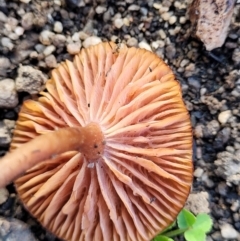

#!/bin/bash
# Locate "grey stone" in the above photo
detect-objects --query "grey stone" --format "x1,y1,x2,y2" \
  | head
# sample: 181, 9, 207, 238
0, 217, 37, 241
15, 65, 47, 95
215, 149, 240, 186
0, 79, 18, 108
185, 191, 210, 214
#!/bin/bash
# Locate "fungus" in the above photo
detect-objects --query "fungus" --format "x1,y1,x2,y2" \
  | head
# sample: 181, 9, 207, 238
0, 42, 193, 241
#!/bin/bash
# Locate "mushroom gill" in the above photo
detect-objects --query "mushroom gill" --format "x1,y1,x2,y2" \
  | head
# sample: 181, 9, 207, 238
7, 42, 193, 241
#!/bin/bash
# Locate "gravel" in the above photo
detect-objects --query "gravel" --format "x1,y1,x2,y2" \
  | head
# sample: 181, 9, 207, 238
0, 0, 239, 240
0, 79, 18, 108
15, 65, 47, 95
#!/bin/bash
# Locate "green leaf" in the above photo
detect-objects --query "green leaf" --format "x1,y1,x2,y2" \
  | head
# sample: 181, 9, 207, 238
193, 214, 213, 233
177, 209, 196, 229
184, 228, 206, 241
153, 235, 174, 241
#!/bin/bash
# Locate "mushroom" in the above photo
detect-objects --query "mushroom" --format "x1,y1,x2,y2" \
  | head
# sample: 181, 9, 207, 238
0, 42, 193, 241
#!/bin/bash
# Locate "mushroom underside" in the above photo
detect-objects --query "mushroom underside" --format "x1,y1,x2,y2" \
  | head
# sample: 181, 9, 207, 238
12, 42, 193, 241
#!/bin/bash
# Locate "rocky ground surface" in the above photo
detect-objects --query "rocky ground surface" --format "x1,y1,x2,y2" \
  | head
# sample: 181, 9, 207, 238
0, 0, 239, 240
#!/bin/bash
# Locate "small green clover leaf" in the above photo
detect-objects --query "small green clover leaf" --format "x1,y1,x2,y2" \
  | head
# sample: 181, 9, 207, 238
184, 228, 206, 241
177, 209, 196, 229
152, 209, 213, 241
184, 213, 213, 241
193, 213, 213, 233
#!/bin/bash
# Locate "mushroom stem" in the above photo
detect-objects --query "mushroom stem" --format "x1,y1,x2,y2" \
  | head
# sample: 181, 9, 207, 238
0, 123, 104, 188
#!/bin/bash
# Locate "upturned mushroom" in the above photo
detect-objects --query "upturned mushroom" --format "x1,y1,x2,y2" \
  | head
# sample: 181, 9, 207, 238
0, 42, 193, 241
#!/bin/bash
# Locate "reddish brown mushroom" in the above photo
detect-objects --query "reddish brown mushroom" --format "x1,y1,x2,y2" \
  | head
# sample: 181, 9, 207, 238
0, 42, 193, 241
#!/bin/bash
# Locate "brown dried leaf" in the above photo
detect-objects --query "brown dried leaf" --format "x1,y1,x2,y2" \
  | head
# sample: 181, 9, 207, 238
189, 0, 236, 51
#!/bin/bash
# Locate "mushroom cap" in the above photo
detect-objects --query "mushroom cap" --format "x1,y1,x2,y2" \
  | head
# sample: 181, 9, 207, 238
12, 42, 193, 241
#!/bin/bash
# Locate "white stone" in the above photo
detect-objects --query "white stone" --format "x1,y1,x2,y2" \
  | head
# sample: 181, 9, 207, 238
218, 110, 232, 124
54, 0, 61, 6
95, 6, 107, 14
54, 21, 63, 33
138, 41, 152, 52
114, 18, 124, 29
194, 167, 204, 178
0, 11, 7, 22
169, 15, 177, 25
161, 12, 171, 21
128, 4, 140, 11
0, 79, 18, 108
67, 42, 81, 55
43, 45, 56, 56
123, 17, 130, 26
39, 30, 55, 45
82, 36, 102, 48
79, 31, 90, 40
158, 29, 166, 39
1, 37, 14, 50
180, 16, 187, 24
8, 32, 19, 40
14, 26, 24, 36
0, 188, 9, 204
220, 223, 238, 239
20, 0, 31, 3
153, 3, 162, 9
72, 32, 80, 42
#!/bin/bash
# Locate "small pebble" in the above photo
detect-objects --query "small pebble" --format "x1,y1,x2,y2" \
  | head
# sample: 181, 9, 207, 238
218, 110, 232, 124
138, 41, 152, 51
161, 12, 171, 21
114, 18, 124, 29
21, 12, 34, 30
0, 11, 7, 22
158, 29, 167, 39
179, 16, 187, 24
128, 4, 140, 11
79, 31, 90, 40
14, 26, 24, 36
232, 48, 240, 64
52, 34, 66, 47
20, 0, 31, 3
0, 79, 18, 108
127, 37, 138, 47
43, 45, 56, 56
1, 37, 14, 50
95, 6, 107, 14
45, 55, 57, 68
72, 32, 80, 42
53, 21, 63, 33
82, 36, 102, 48
39, 30, 55, 45
194, 167, 204, 178
220, 223, 238, 239
169, 15, 177, 25
0, 57, 11, 77
67, 42, 81, 55
0, 188, 9, 205
231, 200, 239, 212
